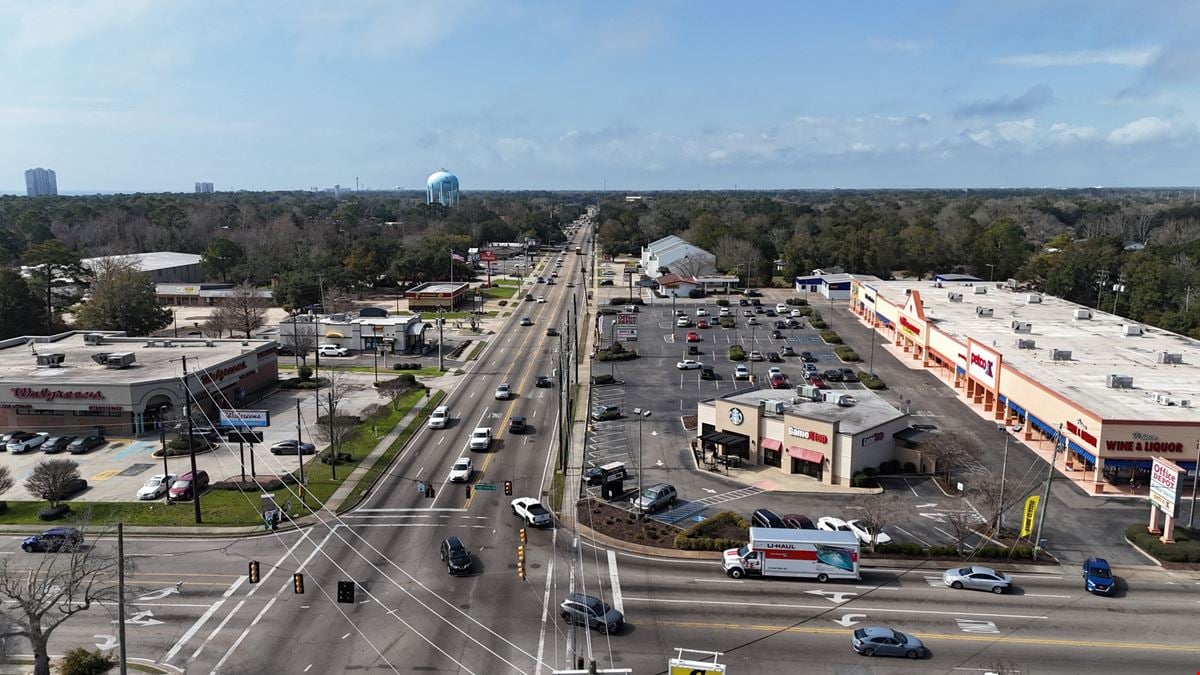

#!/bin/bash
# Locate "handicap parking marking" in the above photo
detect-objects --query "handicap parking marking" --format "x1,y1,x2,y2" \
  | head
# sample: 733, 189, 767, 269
91, 469, 122, 481
112, 441, 157, 461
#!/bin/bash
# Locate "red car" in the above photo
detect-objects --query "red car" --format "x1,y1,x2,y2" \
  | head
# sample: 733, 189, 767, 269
686, 331, 701, 342
808, 377, 827, 389
697, 319, 709, 329
769, 373, 789, 389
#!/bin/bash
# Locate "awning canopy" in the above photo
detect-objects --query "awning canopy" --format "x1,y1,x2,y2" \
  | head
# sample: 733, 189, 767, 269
407, 322, 425, 335
788, 446, 823, 464
893, 427, 935, 443
325, 331, 344, 338
700, 431, 746, 446
760, 438, 782, 452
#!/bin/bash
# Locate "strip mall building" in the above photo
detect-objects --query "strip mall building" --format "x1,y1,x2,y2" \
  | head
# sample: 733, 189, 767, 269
849, 279, 1200, 489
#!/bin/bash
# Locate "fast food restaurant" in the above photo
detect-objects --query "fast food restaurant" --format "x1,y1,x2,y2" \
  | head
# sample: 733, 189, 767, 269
850, 279, 1200, 491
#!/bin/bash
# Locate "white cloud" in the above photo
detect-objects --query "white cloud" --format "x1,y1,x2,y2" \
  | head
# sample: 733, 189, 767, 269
1106, 116, 1191, 144
990, 47, 1160, 68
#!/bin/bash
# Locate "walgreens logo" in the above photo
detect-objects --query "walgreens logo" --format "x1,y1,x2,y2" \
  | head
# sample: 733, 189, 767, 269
11, 387, 105, 403
199, 361, 248, 385
969, 352, 994, 377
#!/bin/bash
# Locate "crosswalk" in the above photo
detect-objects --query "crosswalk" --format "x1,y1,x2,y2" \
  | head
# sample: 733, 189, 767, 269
653, 486, 764, 524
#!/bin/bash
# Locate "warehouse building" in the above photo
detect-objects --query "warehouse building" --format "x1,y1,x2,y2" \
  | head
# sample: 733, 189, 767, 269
82, 252, 205, 284
0, 332, 279, 436
850, 278, 1200, 491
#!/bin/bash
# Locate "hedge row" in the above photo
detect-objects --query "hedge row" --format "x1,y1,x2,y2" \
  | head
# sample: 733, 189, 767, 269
728, 345, 745, 361
1126, 524, 1200, 562
860, 373, 887, 390
391, 362, 423, 370
674, 511, 750, 550
596, 349, 639, 362
715, 299, 730, 307
820, 329, 842, 344
874, 542, 1035, 559
834, 346, 859, 361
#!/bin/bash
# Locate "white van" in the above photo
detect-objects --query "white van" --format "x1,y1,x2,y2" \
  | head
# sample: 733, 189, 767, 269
428, 406, 450, 429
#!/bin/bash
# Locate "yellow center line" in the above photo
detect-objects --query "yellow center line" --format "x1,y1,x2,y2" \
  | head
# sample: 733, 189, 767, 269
655, 620, 1200, 653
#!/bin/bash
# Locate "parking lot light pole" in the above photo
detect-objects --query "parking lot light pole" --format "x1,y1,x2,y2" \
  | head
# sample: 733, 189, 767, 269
1189, 439, 1200, 528
158, 404, 170, 503
636, 409, 651, 517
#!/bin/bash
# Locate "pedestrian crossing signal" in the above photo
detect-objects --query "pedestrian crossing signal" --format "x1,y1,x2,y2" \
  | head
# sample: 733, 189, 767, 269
248, 561, 260, 584
293, 573, 304, 594
337, 581, 355, 604
465, 485, 471, 499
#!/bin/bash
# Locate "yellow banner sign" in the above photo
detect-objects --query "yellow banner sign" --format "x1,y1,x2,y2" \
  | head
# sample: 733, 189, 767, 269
670, 660, 726, 675
1020, 495, 1040, 538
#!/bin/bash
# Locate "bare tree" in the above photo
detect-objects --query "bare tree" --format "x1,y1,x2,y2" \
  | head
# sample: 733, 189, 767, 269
923, 430, 973, 486
315, 371, 356, 478
213, 283, 267, 338
0, 465, 12, 509
202, 306, 233, 338
377, 376, 422, 409
855, 493, 903, 553
943, 507, 978, 555
281, 315, 319, 366
0, 521, 124, 675
24, 459, 81, 508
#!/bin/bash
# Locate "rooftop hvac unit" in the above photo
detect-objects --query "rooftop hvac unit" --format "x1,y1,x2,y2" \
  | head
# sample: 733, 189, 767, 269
205, 340, 215, 347
1049, 348, 1072, 361
83, 333, 105, 345
764, 400, 785, 414
1122, 324, 1143, 337
103, 352, 136, 369
973, 286, 988, 295
35, 353, 65, 368
947, 292, 963, 302
162, 340, 174, 347
1106, 374, 1134, 389
1011, 321, 1032, 333
933, 281, 943, 288
1155, 393, 1176, 407
1179, 399, 1192, 408
1074, 308, 1093, 320
976, 306, 994, 317
1026, 294, 1043, 304
1157, 351, 1184, 365
1015, 339, 1036, 349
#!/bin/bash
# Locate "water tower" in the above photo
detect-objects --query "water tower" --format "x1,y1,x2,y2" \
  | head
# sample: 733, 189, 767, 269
426, 169, 460, 207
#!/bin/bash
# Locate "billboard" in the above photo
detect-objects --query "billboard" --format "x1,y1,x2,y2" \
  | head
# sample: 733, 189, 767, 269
968, 341, 1001, 390
219, 409, 270, 428
1150, 457, 1184, 518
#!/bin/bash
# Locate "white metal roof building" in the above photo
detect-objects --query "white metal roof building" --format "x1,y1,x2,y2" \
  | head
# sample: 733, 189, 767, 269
82, 252, 205, 284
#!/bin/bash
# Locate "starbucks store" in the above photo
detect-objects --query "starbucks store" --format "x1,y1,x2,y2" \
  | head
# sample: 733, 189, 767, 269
696, 388, 913, 486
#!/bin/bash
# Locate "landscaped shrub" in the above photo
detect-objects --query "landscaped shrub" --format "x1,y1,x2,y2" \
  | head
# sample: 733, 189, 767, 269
591, 374, 617, 385
298, 365, 313, 381
596, 348, 639, 362
820, 330, 842, 344
834, 346, 859, 361
38, 504, 71, 521
61, 647, 115, 675
1126, 524, 1200, 563
810, 319, 828, 329
862, 466, 879, 477
879, 459, 901, 475
860, 373, 887, 390
674, 511, 750, 550
728, 345, 745, 361
903, 461, 917, 474
850, 472, 871, 488
715, 299, 730, 307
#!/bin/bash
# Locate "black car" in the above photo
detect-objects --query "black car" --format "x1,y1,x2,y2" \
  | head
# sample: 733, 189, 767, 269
823, 369, 843, 382
700, 367, 717, 380
55, 478, 88, 500
745, 289, 762, 297
270, 439, 317, 455
546, 327, 559, 337
786, 319, 801, 329
800, 351, 816, 362
774, 320, 788, 329
535, 375, 553, 388
754, 305, 764, 314
41, 435, 76, 454
771, 330, 783, 339
440, 536, 472, 575
738, 298, 749, 306
67, 435, 105, 454
840, 368, 859, 382
764, 309, 777, 317
766, 352, 782, 363
509, 415, 527, 434
22, 527, 83, 553
782, 513, 816, 530
599, 279, 614, 286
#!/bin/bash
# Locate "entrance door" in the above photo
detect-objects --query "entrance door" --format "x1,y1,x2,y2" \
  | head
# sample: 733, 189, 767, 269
764, 447, 781, 468
791, 457, 822, 480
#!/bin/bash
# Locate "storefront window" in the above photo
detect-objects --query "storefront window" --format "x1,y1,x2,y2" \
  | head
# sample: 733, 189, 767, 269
791, 457, 822, 480
764, 447, 781, 468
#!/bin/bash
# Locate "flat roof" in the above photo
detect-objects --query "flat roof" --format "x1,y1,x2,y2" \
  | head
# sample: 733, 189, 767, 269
406, 282, 469, 294
0, 333, 274, 385
82, 252, 202, 272
866, 279, 1200, 421
708, 386, 904, 435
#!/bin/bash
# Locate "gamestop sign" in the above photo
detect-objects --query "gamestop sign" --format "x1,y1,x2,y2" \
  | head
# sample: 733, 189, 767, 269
968, 342, 1000, 390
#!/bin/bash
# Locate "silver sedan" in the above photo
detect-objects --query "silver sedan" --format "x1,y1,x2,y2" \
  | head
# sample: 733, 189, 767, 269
942, 566, 1011, 593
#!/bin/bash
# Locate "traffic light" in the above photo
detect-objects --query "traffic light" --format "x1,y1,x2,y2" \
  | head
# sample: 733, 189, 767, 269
464, 484, 471, 499
426, 485, 435, 499
517, 544, 526, 580
248, 561, 260, 584
337, 581, 355, 604
293, 573, 304, 594
504, 480, 513, 496
519, 528, 527, 545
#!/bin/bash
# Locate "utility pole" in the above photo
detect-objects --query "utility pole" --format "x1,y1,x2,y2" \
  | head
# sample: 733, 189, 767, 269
996, 424, 1010, 534
181, 355, 202, 524
437, 307, 445, 372
868, 292, 878, 377
117, 522, 127, 675
1112, 273, 1128, 316
327, 388, 338, 480
1189, 439, 1200, 529
296, 400, 306, 497
1095, 270, 1110, 310
1032, 424, 1065, 561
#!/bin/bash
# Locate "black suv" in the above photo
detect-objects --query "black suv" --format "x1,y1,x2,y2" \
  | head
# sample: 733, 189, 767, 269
22, 527, 83, 553
440, 536, 472, 575
536, 375, 553, 388
509, 415, 527, 434
700, 367, 717, 380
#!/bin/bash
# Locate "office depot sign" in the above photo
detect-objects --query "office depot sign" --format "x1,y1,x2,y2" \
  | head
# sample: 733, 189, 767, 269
968, 342, 1000, 390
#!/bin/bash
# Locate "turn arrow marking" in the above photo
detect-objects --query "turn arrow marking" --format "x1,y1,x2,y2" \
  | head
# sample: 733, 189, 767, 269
832, 613, 867, 627
114, 610, 165, 627
137, 586, 181, 601
94, 635, 118, 651
804, 590, 858, 604
915, 503, 938, 508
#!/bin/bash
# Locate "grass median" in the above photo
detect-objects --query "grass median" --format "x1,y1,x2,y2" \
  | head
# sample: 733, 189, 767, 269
338, 390, 445, 509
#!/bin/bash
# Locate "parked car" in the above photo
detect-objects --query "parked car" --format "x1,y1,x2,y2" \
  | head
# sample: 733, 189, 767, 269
591, 405, 620, 421
55, 478, 88, 500
39, 435, 74, 454
745, 289, 762, 297
560, 593, 624, 633
786, 318, 802, 329
675, 316, 692, 327
790, 309, 803, 318
511, 497, 553, 527
781, 345, 796, 356
734, 365, 750, 380
449, 456, 473, 482
535, 375, 553, 388
495, 383, 512, 400
468, 427, 492, 451
440, 536, 473, 575
0, 429, 26, 446
851, 627, 926, 659
697, 319, 709, 329
67, 435, 105, 454
7, 432, 47, 453
804, 362, 819, 373
676, 359, 703, 370
508, 415, 527, 433
769, 374, 789, 389
823, 369, 843, 382
695, 307, 708, 316
270, 439, 316, 455
168, 470, 210, 502
782, 513, 816, 530
943, 566, 1011, 594
137, 474, 176, 500
807, 376, 827, 389
771, 330, 784, 340
520, 316, 533, 326
546, 327, 558, 337
1082, 557, 1114, 594
686, 331, 701, 342
817, 516, 892, 545
764, 309, 777, 317
748, 351, 764, 361
21, 527, 83, 553
840, 368, 859, 382
317, 344, 349, 357
633, 483, 677, 513
775, 303, 788, 313
767, 352, 782, 363
751, 508, 787, 529
700, 367, 717, 380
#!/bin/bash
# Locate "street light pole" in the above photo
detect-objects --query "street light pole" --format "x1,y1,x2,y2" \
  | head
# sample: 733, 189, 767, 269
997, 424, 1010, 534
437, 307, 445, 372
1189, 439, 1200, 528
637, 410, 651, 516
868, 293, 878, 377
1032, 424, 1065, 561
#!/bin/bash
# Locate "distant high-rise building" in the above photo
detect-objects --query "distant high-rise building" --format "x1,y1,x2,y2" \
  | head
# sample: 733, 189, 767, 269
194, 182, 214, 193
24, 168, 57, 197
426, 169, 460, 207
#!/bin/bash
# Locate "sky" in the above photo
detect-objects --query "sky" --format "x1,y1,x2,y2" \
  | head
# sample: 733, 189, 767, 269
2, 0, 1200, 193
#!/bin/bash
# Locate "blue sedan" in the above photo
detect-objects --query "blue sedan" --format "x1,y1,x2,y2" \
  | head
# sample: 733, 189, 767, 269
1082, 557, 1114, 594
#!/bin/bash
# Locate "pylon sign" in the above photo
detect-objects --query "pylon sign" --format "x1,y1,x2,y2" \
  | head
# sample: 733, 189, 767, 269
668, 659, 726, 675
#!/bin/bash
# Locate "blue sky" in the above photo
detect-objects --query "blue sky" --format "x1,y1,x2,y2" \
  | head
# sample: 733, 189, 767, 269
2, 1, 1198, 192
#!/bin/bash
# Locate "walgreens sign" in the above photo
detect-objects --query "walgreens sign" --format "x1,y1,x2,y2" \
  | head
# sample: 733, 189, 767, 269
11, 387, 105, 403
968, 342, 1000, 390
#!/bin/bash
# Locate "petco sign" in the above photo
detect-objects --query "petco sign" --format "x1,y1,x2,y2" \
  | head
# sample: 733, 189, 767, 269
968, 342, 1000, 390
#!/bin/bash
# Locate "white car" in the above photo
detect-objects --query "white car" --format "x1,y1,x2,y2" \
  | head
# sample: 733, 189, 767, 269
718, 307, 731, 317
449, 456, 473, 483
495, 383, 512, 400
137, 474, 176, 500
776, 303, 788, 313
317, 344, 349, 357
817, 516, 893, 546
676, 359, 704, 370
748, 351, 764, 361
468, 427, 492, 451
511, 497, 553, 527
695, 307, 708, 317
767, 367, 783, 377
734, 365, 750, 380
537, 296, 546, 303
790, 309, 803, 318
676, 316, 692, 327
7, 432, 47, 453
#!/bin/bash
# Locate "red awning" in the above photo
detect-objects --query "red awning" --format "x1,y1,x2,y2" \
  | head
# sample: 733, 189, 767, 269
760, 438, 782, 451
788, 446, 824, 464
